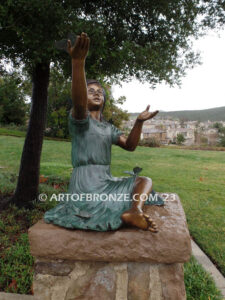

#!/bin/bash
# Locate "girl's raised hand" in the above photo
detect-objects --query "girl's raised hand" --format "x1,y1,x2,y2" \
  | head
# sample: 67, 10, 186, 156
67, 32, 90, 60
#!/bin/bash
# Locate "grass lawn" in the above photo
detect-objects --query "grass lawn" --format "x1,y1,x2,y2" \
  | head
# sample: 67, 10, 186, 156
0, 127, 70, 142
0, 135, 224, 297
0, 128, 26, 138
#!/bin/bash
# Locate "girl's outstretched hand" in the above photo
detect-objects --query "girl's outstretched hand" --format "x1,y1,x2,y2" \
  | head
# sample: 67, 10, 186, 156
137, 105, 159, 122
67, 32, 90, 60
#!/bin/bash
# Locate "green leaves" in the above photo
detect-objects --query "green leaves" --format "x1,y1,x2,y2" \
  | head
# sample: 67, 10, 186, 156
0, 72, 28, 125
1, 0, 225, 84
0, 233, 34, 294
177, 133, 186, 145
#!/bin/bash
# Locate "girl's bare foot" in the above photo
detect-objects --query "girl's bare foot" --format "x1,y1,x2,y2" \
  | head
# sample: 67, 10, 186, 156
121, 208, 158, 233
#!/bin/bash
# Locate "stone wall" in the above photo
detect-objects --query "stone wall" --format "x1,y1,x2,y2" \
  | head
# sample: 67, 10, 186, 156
33, 259, 186, 300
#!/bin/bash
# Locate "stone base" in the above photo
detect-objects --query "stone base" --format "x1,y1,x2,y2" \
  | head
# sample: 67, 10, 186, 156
29, 194, 190, 300
33, 259, 186, 300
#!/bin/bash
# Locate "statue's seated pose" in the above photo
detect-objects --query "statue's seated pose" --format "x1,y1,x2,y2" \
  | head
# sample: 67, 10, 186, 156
44, 32, 163, 233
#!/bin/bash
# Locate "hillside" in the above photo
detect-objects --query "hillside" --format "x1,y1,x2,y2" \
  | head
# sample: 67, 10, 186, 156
130, 106, 225, 122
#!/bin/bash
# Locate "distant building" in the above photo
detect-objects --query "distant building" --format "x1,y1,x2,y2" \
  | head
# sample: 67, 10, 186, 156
202, 128, 219, 145
141, 128, 167, 144
122, 116, 220, 146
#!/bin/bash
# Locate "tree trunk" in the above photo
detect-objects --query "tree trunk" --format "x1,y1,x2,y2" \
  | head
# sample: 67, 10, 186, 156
12, 62, 50, 208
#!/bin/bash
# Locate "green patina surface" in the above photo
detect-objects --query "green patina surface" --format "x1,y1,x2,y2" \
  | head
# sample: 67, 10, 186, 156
44, 114, 163, 231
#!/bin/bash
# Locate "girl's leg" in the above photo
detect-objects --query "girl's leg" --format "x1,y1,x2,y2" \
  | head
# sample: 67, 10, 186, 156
121, 176, 158, 232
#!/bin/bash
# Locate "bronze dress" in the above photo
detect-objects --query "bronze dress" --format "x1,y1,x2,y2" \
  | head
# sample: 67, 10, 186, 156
44, 113, 163, 231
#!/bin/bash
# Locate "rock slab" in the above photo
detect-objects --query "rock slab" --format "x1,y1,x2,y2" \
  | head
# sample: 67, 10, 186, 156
28, 194, 191, 263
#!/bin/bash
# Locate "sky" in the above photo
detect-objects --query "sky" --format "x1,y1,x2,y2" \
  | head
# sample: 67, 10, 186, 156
112, 28, 225, 113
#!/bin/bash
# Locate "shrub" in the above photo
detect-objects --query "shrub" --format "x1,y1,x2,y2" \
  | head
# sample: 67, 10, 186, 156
139, 137, 160, 147
176, 133, 185, 145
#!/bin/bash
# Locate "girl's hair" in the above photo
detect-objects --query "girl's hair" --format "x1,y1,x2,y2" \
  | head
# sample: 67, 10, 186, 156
86, 79, 107, 115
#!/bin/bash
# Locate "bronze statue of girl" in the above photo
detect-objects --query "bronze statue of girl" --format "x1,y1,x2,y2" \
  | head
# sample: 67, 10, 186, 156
44, 32, 163, 233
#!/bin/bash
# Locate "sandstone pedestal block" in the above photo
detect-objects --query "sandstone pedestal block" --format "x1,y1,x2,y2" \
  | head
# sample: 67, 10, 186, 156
28, 194, 191, 300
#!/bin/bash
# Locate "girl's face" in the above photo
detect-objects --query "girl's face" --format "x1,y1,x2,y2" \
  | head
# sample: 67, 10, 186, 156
87, 83, 104, 111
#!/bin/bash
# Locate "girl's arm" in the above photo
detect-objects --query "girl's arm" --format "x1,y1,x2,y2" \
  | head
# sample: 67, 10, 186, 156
67, 32, 90, 120
117, 105, 159, 151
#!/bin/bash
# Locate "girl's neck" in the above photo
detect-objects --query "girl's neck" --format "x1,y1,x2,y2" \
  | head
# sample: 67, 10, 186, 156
89, 110, 101, 122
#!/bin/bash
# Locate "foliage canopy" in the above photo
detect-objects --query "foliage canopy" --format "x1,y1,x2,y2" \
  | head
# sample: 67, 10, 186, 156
1, 0, 225, 84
